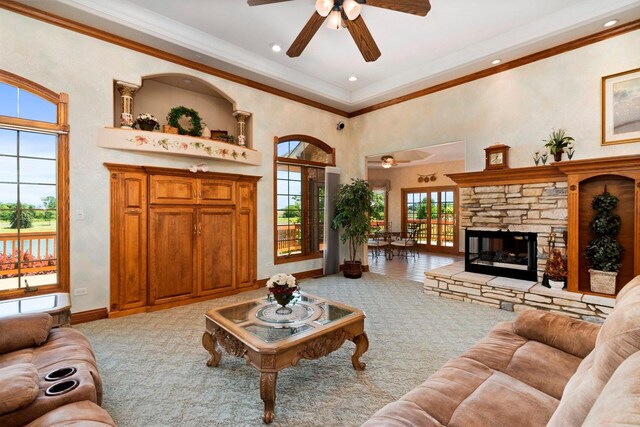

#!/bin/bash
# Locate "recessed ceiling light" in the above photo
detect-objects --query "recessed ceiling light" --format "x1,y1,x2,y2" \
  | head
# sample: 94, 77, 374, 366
604, 19, 618, 27
491, 59, 502, 65
271, 44, 282, 53
348, 75, 358, 82
183, 79, 192, 84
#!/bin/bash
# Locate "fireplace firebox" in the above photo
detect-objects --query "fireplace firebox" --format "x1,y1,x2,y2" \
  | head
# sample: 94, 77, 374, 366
465, 229, 537, 281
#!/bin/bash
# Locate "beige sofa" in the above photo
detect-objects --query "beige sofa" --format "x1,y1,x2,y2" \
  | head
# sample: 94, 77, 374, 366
0, 312, 112, 426
363, 275, 640, 426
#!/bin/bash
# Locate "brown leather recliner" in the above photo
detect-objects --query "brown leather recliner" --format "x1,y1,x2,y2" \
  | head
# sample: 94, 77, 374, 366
0, 312, 106, 426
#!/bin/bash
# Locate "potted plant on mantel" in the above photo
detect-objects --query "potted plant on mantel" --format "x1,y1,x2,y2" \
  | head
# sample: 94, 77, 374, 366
332, 178, 374, 279
543, 128, 574, 162
584, 189, 624, 295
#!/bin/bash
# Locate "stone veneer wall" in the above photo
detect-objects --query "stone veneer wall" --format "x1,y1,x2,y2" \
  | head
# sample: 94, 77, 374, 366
460, 181, 568, 280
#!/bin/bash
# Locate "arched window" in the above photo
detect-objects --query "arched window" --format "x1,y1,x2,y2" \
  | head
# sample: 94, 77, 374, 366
274, 135, 335, 264
0, 70, 69, 299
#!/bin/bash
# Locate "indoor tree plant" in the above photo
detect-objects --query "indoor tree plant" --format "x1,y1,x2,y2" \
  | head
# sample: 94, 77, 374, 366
543, 128, 574, 162
584, 189, 623, 294
331, 178, 374, 279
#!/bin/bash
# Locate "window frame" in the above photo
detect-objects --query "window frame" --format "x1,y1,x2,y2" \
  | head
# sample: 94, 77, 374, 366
0, 69, 70, 300
273, 135, 335, 265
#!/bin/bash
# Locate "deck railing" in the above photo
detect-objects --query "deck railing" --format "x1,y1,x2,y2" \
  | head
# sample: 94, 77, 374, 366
0, 232, 57, 278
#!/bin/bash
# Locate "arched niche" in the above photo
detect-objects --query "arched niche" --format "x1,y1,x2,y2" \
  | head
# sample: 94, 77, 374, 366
113, 74, 251, 147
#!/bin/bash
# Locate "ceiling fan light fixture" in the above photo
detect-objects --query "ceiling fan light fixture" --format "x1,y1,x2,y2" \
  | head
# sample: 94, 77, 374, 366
327, 9, 342, 30
342, 0, 362, 20
381, 162, 392, 169
315, 0, 333, 17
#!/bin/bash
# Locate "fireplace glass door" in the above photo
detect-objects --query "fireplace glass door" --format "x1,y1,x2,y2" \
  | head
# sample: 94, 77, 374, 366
402, 187, 458, 254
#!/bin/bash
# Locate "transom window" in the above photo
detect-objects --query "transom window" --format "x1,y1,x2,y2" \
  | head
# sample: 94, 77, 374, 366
274, 135, 335, 264
0, 70, 69, 299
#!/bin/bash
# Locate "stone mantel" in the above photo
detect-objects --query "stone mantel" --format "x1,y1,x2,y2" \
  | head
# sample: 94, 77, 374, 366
447, 155, 640, 187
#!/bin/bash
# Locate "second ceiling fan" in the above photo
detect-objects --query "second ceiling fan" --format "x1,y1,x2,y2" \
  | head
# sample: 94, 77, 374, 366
247, 0, 431, 62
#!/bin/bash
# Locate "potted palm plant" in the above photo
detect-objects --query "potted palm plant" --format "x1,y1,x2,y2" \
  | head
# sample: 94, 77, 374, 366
331, 178, 374, 279
584, 190, 623, 294
543, 128, 574, 162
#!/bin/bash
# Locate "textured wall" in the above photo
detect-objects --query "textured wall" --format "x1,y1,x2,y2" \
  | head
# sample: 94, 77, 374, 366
0, 10, 357, 313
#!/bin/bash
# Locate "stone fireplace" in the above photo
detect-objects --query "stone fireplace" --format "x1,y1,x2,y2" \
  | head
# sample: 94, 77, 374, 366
460, 181, 568, 282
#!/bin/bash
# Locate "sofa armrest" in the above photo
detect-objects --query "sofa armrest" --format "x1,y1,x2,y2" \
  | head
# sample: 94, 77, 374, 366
513, 310, 600, 358
0, 313, 52, 355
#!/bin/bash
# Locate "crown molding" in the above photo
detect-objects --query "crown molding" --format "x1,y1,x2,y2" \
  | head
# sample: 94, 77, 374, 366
2, 1, 639, 119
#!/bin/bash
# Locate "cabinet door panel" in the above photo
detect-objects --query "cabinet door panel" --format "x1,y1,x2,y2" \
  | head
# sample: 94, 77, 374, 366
115, 172, 147, 310
198, 208, 235, 295
237, 182, 256, 288
150, 175, 197, 204
149, 207, 196, 304
199, 179, 235, 205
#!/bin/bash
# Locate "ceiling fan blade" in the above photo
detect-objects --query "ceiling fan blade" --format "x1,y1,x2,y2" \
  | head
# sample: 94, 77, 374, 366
364, 0, 431, 16
343, 14, 381, 62
287, 12, 326, 58
247, 0, 293, 6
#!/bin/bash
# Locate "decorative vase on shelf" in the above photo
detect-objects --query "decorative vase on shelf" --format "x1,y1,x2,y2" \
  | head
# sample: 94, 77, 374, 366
201, 122, 211, 139
553, 150, 563, 162
138, 120, 158, 131
133, 113, 159, 132
266, 273, 298, 315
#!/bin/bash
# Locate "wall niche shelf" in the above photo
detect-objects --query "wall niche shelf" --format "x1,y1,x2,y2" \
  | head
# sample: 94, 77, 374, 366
97, 127, 261, 166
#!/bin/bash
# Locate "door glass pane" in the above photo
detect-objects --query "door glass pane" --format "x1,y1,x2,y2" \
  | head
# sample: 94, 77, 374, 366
441, 191, 455, 247
20, 132, 57, 159
307, 168, 324, 252
276, 164, 302, 257
0, 129, 17, 156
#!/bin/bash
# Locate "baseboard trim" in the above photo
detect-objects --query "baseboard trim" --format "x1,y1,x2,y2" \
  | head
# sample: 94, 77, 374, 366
71, 307, 108, 325
257, 268, 325, 287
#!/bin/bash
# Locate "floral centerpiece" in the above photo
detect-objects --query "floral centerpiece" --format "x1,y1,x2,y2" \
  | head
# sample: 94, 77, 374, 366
266, 273, 298, 314
133, 113, 159, 132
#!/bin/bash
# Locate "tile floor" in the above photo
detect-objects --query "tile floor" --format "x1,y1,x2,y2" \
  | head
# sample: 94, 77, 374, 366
367, 247, 463, 283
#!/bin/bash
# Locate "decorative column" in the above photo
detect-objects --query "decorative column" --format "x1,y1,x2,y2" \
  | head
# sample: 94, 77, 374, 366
233, 110, 251, 147
116, 81, 140, 129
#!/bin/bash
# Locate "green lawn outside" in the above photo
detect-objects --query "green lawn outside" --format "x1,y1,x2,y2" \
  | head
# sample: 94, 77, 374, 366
0, 220, 57, 234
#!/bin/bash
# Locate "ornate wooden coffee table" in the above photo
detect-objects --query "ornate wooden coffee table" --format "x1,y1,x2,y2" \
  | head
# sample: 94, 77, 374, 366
202, 292, 368, 423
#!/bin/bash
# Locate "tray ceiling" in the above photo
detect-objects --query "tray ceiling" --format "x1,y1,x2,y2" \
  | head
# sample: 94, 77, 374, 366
16, 0, 640, 113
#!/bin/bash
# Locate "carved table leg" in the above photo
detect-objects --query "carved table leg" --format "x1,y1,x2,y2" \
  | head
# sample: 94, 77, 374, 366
351, 332, 369, 371
260, 372, 277, 424
202, 331, 221, 367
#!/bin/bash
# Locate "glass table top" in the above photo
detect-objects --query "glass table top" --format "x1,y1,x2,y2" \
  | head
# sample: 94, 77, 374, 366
211, 292, 358, 344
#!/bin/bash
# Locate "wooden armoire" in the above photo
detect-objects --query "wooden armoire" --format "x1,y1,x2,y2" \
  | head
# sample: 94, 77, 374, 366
106, 163, 260, 317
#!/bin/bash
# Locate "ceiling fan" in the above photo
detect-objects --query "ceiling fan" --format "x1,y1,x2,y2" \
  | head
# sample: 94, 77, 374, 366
246, 0, 431, 62
372, 155, 411, 168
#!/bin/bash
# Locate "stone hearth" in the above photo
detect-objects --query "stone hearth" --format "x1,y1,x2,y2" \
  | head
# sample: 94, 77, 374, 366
424, 262, 613, 321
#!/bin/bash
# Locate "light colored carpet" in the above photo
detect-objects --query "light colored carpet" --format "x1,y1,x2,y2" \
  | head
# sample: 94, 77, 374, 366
75, 273, 515, 426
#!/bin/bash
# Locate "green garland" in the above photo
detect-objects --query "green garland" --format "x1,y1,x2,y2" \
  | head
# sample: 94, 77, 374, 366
166, 106, 203, 137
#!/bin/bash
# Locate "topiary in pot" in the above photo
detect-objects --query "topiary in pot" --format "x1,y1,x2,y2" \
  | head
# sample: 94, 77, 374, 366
331, 178, 374, 279
584, 190, 623, 294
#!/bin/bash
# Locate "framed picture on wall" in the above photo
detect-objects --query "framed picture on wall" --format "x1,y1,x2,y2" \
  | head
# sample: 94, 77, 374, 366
602, 67, 640, 145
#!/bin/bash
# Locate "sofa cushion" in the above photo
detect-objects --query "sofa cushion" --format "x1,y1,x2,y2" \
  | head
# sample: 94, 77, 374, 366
548, 275, 640, 426
24, 401, 115, 427
0, 313, 52, 355
461, 321, 582, 399
582, 350, 640, 426
0, 363, 38, 415
513, 309, 600, 358
363, 357, 558, 427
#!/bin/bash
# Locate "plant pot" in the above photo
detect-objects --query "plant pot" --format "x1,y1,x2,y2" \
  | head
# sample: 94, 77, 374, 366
553, 150, 563, 162
588, 269, 617, 294
138, 120, 157, 132
548, 279, 565, 290
343, 260, 362, 279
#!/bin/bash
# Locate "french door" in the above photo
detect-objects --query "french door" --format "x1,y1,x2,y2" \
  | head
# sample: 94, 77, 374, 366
401, 186, 458, 254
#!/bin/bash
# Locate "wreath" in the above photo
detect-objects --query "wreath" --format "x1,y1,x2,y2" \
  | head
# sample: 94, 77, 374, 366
166, 106, 203, 137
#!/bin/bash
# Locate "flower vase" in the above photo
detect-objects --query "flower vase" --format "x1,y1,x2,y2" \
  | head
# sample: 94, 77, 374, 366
273, 293, 294, 314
